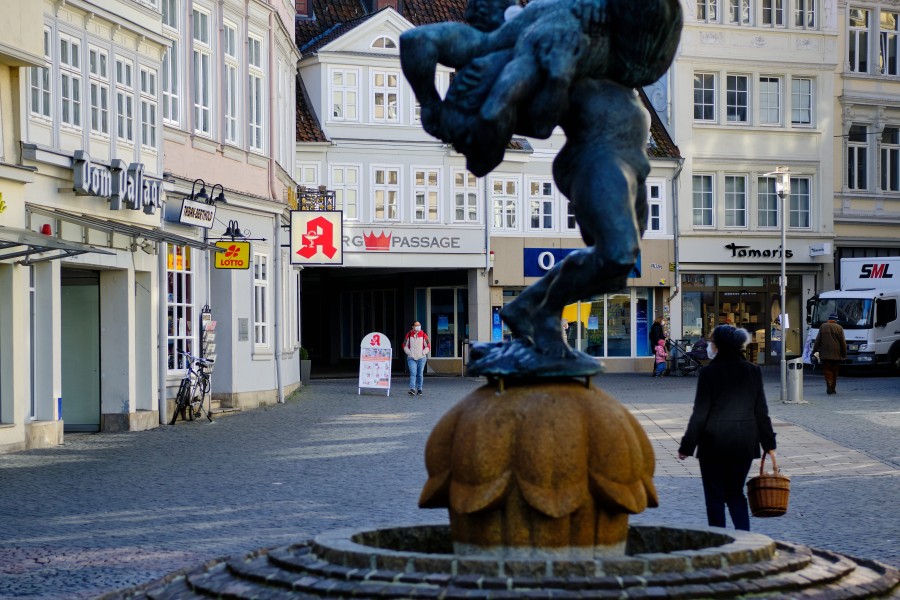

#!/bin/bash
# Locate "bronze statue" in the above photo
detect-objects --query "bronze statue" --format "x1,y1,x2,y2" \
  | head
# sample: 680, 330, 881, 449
401, 0, 682, 377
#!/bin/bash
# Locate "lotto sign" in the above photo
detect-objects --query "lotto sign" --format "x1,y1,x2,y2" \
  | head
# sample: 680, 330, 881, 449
214, 241, 251, 269
358, 332, 392, 395
291, 210, 343, 265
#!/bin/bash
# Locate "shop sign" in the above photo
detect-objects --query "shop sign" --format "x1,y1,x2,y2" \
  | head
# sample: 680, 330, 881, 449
179, 198, 216, 229
72, 151, 161, 214
342, 226, 484, 254
724, 242, 793, 259
291, 210, 343, 265
214, 241, 251, 269
524, 248, 641, 278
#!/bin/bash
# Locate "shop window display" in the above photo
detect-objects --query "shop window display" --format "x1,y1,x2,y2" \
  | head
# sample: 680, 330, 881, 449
166, 244, 194, 370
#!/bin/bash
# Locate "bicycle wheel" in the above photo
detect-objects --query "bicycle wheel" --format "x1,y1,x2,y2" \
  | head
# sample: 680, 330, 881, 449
169, 378, 191, 425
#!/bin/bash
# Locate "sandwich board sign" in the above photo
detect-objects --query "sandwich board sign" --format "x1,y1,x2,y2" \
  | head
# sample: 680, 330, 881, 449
359, 332, 392, 395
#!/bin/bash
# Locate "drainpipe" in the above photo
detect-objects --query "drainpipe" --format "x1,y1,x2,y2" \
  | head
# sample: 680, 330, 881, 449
666, 157, 685, 308
268, 8, 284, 404
157, 238, 167, 423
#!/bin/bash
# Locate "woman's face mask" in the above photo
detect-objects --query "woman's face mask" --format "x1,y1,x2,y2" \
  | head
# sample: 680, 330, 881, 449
707, 344, 718, 359
413, 326, 421, 332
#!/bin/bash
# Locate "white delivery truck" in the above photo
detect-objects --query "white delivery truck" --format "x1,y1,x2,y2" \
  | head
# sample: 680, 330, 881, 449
803, 257, 900, 372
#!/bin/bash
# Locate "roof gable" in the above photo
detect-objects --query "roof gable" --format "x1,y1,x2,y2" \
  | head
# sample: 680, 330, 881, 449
313, 9, 411, 57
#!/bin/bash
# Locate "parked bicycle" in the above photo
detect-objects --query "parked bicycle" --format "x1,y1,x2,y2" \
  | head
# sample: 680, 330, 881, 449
169, 351, 214, 424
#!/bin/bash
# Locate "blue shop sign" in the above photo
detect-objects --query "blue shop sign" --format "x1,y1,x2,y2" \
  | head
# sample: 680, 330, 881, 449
523, 248, 641, 278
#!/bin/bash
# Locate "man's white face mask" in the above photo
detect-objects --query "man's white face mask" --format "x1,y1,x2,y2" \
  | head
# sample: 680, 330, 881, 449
707, 344, 718, 360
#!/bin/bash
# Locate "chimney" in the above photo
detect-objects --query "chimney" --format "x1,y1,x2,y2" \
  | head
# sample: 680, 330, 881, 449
375, 0, 399, 11
296, 0, 311, 18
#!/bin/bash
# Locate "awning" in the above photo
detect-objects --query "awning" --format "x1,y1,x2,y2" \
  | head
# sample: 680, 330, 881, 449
26, 205, 224, 253
0, 225, 115, 264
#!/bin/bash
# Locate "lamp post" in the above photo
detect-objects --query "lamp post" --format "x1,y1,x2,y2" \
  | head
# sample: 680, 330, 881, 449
765, 167, 790, 402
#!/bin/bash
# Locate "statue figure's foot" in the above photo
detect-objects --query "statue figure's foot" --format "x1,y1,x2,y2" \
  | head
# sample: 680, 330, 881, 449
467, 339, 601, 378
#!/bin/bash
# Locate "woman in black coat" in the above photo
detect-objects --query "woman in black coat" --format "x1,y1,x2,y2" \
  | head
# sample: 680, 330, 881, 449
677, 325, 777, 531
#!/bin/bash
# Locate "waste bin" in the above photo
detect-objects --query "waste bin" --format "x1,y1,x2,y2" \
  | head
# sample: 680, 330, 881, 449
786, 358, 804, 403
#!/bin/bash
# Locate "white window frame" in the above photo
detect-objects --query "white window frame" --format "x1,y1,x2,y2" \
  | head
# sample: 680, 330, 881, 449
789, 176, 811, 229
696, 0, 719, 22
330, 68, 359, 122
166, 244, 196, 372
30, 27, 52, 120
162, 0, 178, 28
139, 66, 158, 149
331, 164, 359, 220
192, 8, 212, 136
162, 39, 180, 124
371, 70, 400, 124
224, 20, 239, 145
248, 34, 264, 152
491, 176, 519, 231
693, 73, 716, 121
115, 57, 135, 143
526, 178, 555, 232
726, 74, 749, 123
849, 8, 870, 74
791, 77, 813, 126
645, 179, 666, 234
298, 162, 319, 189
724, 174, 748, 228
253, 253, 269, 349
794, 0, 815, 29
89, 46, 109, 136
371, 35, 397, 49
758, 76, 781, 125
757, 176, 780, 228
373, 166, 401, 221
59, 33, 82, 129
412, 167, 441, 223
880, 11, 899, 76
881, 126, 900, 192
413, 72, 445, 124
762, 0, 784, 27
727, 0, 752, 25
564, 199, 579, 232
692, 174, 715, 228
847, 123, 869, 191
453, 169, 480, 223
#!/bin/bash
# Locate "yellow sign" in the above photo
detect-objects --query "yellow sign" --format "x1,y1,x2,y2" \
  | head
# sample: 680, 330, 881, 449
214, 241, 251, 269
287, 186, 298, 210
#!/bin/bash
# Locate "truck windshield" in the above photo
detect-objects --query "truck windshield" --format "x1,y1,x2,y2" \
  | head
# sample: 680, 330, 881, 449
811, 298, 873, 329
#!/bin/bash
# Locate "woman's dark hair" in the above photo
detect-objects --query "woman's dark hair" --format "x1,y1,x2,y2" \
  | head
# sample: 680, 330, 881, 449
711, 325, 751, 355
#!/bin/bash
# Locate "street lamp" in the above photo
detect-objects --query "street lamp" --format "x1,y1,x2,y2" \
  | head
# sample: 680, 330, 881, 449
765, 167, 791, 403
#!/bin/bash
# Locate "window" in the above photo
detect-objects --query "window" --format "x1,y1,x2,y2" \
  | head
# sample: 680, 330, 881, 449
140, 67, 157, 148
298, 163, 318, 188
565, 200, 578, 231
697, 0, 718, 22
413, 168, 440, 222
757, 176, 779, 228
762, 0, 783, 26
30, 28, 51, 119
253, 253, 269, 348
116, 58, 134, 142
414, 73, 444, 124
849, 8, 870, 73
331, 165, 359, 219
166, 244, 195, 371
162, 0, 177, 28
224, 21, 239, 144
726, 75, 748, 123
162, 40, 179, 123
794, 0, 815, 28
693, 73, 716, 121
789, 177, 810, 228
373, 167, 400, 221
646, 180, 664, 233
882, 127, 900, 191
192, 9, 211, 135
453, 170, 479, 222
881, 11, 899, 76
724, 175, 747, 227
371, 36, 397, 49
527, 179, 555, 230
248, 35, 264, 151
759, 76, 780, 124
791, 77, 812, 125
727, 0, 751, 24
331, 69, 358, 121
89, 47, 109, 135
60, 35, 82, 128
372, 70, 399, 123
848, 124, 868, 190
492, 177, 519, 230
692, 174, 714, 227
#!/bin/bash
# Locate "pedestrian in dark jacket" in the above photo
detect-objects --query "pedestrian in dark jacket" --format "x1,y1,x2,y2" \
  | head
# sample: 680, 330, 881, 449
813, 313, 847, 395
677, 325, 777, 531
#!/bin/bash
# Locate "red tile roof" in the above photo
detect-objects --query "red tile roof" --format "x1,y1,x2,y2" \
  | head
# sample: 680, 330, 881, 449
296, 76, 328, 143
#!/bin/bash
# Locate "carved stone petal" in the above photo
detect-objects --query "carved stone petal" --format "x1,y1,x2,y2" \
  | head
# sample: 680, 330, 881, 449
517, 477, 589, 519
449, 471, 512, 514
419, 469, 451, 509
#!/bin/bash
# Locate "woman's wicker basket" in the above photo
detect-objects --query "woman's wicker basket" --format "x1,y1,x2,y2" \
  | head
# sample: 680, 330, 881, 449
747, 452, 790, 517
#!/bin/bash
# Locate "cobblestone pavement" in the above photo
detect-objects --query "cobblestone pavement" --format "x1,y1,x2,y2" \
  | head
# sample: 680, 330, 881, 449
0, 367, 897, 599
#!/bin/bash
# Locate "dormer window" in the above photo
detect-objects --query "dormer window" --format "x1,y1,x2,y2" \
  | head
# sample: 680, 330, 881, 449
371, 36, 397, 49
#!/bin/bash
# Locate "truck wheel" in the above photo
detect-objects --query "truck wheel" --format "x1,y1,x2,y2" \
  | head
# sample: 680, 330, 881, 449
891, 347, 900, 375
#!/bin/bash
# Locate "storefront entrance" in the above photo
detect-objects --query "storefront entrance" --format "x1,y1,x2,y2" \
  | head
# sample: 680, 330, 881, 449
61, 269, 100, 431
681, 274, 802, 365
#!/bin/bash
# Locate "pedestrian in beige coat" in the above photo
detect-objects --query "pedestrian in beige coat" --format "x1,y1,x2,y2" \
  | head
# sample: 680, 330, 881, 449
813, 313, 847, 395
